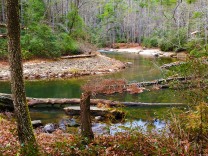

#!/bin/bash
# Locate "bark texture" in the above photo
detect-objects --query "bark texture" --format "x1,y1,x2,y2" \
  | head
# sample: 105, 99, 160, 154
7, 0, 38, 154
80, 92, 94, 141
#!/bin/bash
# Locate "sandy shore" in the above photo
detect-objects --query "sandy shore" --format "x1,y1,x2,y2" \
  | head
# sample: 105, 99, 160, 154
0, 54, 125, 81
100, 48, 186, 58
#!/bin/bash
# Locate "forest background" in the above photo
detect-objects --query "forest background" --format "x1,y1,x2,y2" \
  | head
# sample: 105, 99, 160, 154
0, 0, 207, 59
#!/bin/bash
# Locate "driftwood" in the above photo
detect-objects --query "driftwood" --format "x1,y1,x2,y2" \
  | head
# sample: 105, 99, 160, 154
131, 77, 192, 88
65, 106, 107, 116
64, 106, 125, 121
0, 93, 13, 110
9, 98, 186, 107
0, 93, 184, 111
65, 108, 109, 116
61, 54, 96, 59
160, 61, 186, 69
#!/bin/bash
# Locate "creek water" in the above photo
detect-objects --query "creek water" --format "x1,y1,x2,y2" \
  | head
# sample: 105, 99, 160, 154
0, 52, 185, 134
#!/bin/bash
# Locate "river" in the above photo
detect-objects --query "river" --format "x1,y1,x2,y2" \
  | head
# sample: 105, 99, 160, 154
0, 52, 185, 134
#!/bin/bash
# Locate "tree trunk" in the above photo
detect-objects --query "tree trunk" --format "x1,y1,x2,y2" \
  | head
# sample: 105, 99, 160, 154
80, 92, 94, 142
6, 0, 38, 154
1, 0, 5, 22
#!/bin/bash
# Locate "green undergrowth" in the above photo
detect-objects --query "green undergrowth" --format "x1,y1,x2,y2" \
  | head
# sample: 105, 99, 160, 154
142, 28, 187, 52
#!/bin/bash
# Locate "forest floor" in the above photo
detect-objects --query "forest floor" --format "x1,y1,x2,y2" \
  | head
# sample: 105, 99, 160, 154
0, 54, 125, 81
0, 113, 205, 156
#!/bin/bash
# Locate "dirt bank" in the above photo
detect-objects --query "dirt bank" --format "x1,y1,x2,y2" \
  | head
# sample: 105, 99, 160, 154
0, 54, 125, 81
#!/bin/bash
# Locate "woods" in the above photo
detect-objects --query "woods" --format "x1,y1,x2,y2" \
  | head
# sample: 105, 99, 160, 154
0, 0, 208, 59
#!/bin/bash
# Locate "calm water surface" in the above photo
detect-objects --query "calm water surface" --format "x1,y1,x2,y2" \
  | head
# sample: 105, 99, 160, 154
0, 52, 185, 132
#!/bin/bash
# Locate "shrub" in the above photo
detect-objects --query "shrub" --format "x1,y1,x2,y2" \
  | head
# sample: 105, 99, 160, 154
21, 24, 60, 58
158, 28, 187, 52
142, 37, 158, 48
143, 28, 188, 52
158, 38, 174, 51
185, 38, 208, 57
0, 40, 8, 59
57, 33, 80, 55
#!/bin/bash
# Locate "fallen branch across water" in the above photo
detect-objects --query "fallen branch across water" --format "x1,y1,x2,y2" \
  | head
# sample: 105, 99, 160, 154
0, 93, 184, 111
131, 77, 191, 87
160, 61, 186, 69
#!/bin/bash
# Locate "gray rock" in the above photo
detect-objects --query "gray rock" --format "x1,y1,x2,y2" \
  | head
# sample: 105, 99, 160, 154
92, 123, 109, 135
60, 118, 80, 127
43, 123, 56, 133
59, 121, 66, 131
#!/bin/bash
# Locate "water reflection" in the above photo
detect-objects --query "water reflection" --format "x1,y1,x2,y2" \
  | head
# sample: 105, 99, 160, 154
0, 52, 184, 132
92, 119, 166, 135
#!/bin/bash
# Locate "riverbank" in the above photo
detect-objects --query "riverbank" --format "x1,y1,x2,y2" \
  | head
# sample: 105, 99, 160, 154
101, 43, 187, 59
0, 54, 125, 81
102, 48, 188, 59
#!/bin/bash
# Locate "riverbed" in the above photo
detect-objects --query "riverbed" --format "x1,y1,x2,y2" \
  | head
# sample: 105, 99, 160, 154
0, 52, 185, 134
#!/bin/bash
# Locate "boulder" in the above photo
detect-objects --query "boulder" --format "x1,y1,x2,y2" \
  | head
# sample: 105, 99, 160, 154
59, 118, 80, 128
43, 123, 56, 133
59, 121, 66, 131
92, 123, 109, 135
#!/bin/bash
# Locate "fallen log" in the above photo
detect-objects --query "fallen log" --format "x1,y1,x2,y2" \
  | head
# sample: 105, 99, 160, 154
0, 94, 14, 111
160, 61, 186, 69
64, 106, 108, 116
64, 106, 125, 121
132, 77, 191, 87
0, 93, 184, 110
61, 54, 96, 59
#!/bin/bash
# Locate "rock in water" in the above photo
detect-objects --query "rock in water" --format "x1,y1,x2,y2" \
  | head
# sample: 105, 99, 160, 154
43, 123, 56, 133
31, 120, 43, 128
59, 118, 80, 128
67, 118, 80, 127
